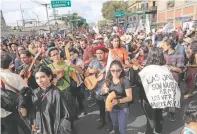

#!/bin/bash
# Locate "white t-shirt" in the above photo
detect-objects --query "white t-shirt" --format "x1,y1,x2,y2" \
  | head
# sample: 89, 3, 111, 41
0, 69, 27, 118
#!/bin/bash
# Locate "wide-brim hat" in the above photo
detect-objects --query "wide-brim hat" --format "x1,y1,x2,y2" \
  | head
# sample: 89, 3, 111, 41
120, 34, 132, 44
183, 37, 192, 44
93, 40, 99, 44
8, 42, 19, 47
96, 34, 104, 39
137, 35, 145, 40
93, 44, 109, 53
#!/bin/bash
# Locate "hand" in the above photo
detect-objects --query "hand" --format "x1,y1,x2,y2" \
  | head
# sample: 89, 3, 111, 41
19, 69, 26, 76
104, 87, 110, 94
111, 99, 119, 106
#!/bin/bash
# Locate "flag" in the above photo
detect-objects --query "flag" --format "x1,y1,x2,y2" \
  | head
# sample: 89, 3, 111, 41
93, 24, 99, 34
162, 22, 173, 33
145, 15, 151, 34
105, 49, 114, 76
135, 19, 144, 35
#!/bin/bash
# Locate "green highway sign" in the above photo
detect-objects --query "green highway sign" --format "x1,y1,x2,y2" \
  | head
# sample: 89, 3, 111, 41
51, 0, 71, 8
81, 18, 86, 22
114, 12, 124, 17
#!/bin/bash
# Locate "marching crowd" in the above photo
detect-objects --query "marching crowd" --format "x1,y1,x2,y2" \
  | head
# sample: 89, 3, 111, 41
1, 27, 197, 134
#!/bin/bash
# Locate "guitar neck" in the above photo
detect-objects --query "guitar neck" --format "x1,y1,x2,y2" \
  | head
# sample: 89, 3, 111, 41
98, 68, 106, 76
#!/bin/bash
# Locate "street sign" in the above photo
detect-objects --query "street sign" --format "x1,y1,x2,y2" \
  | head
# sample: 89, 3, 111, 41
51, 0, 71, 8
114, 12, 124, 17
81, 19, 86, 22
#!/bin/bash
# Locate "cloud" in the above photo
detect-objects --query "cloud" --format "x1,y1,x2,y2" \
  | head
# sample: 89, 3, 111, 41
2, 0, 107, 26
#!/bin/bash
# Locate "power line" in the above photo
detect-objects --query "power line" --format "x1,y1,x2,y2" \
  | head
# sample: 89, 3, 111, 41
30, 0, 50, 30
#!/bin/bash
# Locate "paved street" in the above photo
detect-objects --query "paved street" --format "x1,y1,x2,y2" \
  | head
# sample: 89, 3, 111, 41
74, 87, 197, 134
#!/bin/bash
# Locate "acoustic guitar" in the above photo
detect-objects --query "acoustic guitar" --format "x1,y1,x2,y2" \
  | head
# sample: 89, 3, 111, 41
52, 63, 84, 86
24, 51, 41, 83
84, 67, 106, 90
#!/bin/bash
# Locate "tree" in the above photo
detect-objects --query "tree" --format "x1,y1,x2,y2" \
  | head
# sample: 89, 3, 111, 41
101, 1, 128, 20
98, 20, 107, 27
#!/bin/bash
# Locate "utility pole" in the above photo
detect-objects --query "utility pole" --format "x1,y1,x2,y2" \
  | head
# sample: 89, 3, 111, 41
43, 4, 50, 31
20, 4, 25, 27
30, 0, 50, 31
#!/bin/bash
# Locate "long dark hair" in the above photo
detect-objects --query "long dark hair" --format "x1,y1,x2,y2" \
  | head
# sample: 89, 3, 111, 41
145, 47, 166, 66
34, 65, 54, 82
108, 35, 121, 49
105, 60, 125, 88
139, 45, 149, 59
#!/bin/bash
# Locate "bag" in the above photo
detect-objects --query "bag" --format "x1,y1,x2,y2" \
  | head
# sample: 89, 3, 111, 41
1, 87, 19, 112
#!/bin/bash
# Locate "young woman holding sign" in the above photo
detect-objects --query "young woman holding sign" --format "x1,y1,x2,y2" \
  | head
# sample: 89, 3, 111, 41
137, 47, 166, 134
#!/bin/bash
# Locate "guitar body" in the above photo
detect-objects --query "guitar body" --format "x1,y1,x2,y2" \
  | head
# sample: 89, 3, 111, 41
84, 73, 105, 90
84, 75, 98, 90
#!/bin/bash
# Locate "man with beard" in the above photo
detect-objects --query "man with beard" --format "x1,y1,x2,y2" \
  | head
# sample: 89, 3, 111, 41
86, 44, 113, 132
18, 50, 40, 90
80, 38, 93, 67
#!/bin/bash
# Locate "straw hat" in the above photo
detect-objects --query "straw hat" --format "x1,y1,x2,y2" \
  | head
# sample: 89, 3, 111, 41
183, 37, 192, 44
96, 34, 103, 40
120, 34, 132, 44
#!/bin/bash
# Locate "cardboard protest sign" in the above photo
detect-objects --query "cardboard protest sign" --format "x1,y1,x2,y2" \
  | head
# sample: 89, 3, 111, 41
139, 65, 181, 109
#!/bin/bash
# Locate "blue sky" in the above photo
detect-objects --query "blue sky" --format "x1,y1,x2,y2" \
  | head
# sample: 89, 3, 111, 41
1, 0, 107, 26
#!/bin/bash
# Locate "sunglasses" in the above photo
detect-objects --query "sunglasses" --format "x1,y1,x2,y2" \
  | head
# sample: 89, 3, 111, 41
110, 69, 122, 73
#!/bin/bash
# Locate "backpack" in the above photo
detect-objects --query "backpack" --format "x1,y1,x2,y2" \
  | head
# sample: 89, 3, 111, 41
1, 80, 19, 112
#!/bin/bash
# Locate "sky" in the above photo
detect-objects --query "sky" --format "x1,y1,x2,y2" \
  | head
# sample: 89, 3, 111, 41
1, 0, 108, 26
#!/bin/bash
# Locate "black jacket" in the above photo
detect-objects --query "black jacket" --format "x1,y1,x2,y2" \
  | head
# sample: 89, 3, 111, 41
19, 85, 72, 134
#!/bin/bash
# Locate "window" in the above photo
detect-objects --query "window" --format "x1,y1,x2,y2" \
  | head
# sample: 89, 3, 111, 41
130, 17, 132, 21
134, 16, 136, 20
152, 13, 156, 18
153, 1, 156, 7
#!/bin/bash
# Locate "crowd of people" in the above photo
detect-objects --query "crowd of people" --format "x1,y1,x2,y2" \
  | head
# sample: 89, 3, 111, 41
1, 26, 197, 134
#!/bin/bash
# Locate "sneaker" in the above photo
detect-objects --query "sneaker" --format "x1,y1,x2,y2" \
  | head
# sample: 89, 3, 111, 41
88, 102, 96, 108
184, 93, 193, 99
168, 112, 176, 122
138, 132, 145, 134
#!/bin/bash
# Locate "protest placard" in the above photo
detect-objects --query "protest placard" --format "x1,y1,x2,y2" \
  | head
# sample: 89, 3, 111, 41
139, 65, 181, 109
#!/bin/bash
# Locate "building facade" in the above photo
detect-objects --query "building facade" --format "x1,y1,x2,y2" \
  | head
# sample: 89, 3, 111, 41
127, 0, 157, 28
157, 0, 197, 28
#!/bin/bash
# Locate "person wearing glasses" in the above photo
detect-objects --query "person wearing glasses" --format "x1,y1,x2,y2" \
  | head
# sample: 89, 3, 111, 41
102, 60, 133, 134
47, 47, 76, 91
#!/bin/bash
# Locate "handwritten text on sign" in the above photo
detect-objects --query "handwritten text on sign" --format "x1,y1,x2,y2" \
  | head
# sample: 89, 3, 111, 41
139, 65, 181, 109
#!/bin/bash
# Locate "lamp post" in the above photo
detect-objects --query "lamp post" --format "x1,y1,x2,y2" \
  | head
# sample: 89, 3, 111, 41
32, 12, 39, 25
32, 12, 39, 34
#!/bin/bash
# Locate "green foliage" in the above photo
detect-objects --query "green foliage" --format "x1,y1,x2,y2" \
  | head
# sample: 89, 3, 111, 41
98, 20, 107, 27
101, 1, 128, 20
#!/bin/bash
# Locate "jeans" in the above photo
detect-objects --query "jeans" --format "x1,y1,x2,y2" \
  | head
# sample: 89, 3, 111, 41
141, 100, 163, 134
109, 108, 129, 134
96, 96, 106, 123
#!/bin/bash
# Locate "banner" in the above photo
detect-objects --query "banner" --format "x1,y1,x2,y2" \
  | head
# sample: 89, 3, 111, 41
139, 65, 181, 109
